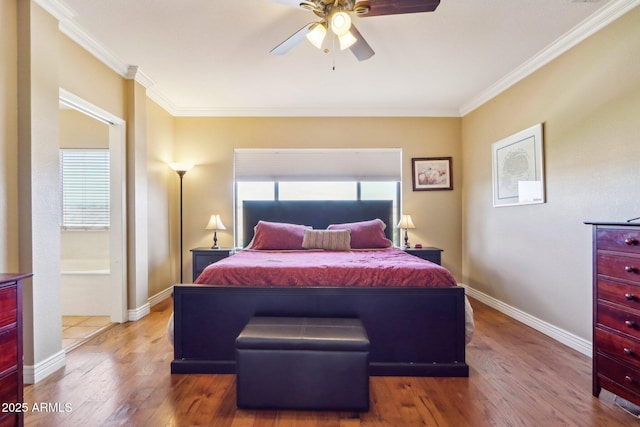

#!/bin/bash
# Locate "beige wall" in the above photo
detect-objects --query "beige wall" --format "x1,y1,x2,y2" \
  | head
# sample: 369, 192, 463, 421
60, 108, 109, 149
0, 0, 19, 272
59, 34, 124, 119
461, 6, 640, 341
146, 98, 176, 295
173, 117, 463, 281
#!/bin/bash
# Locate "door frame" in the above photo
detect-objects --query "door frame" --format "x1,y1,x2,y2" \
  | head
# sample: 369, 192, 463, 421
59, 89, 127, 323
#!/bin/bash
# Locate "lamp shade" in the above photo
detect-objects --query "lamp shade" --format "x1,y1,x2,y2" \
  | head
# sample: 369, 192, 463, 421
205, 214, 226, 231
338, 31, 357, 50
396, 214, 416, 229
306, 22, 327, 49
169, 162, 194, 173
330, 11, 352, 36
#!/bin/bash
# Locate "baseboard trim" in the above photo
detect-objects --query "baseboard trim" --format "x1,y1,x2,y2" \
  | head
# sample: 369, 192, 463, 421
127, 303, 150, 322
462, 284, 592, 357
148, 286, 173, 307
128, 286, 173, 322
23, 350, 66, 385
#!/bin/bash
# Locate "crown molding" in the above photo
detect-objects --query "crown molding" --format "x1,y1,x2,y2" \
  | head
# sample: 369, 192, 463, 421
125, 66, 155, 89
459, 0, 640, 116
33, 0, 75, 22
58, 16, 130, 77
146, 87, 180, 116
168, 106, 462, 118
39, 0, 639, 118
35, 0, 130, 76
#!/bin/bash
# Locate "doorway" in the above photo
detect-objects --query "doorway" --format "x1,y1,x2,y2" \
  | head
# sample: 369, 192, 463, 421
59, 90, 127, 343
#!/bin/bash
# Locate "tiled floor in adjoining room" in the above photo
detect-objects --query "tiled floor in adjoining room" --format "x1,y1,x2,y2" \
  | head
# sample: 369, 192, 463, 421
62, 316, 112, 352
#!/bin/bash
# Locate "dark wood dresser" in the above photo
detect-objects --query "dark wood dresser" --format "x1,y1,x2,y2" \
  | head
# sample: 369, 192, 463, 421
587, 222, 640, 405
0, 273, 31, 427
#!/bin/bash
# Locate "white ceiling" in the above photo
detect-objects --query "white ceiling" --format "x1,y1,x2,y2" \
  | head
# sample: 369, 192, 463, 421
43, 0, 637, 116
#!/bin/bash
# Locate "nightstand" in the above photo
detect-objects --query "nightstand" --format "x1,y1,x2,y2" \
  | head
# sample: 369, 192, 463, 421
191, 247, 233, 281
403, 247, 443, 265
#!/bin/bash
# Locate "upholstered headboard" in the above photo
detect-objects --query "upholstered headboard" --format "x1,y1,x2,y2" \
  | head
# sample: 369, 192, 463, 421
242, 200, 393, 247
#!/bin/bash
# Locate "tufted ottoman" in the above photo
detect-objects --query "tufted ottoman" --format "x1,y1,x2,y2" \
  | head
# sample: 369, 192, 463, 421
236, 316, 370, 411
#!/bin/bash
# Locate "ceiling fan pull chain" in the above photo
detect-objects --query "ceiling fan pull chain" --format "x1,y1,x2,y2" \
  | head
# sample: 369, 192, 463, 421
332, 36, 337, 70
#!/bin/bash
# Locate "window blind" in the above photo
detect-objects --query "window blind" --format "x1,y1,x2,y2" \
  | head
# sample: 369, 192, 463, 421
60, 149, 110, 228
234, 148, 402, 182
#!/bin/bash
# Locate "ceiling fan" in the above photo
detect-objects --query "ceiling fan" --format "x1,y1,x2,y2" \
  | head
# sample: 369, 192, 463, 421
269, 0, 441, 61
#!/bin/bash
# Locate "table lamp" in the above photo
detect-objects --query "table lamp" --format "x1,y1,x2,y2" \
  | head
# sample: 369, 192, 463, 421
396, 214, 416, 249
205, 214, 226, 249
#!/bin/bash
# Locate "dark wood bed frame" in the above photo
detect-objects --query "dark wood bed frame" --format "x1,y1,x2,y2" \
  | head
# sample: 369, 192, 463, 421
171, 200, 469, 377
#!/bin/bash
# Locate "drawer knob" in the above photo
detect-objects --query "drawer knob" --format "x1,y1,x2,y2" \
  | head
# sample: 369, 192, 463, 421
626, 375, 636, 384
625, 265, 637, 273
624, 347, 634, 356
625, 320, 636, 328
625, 293, 636, 301
625, 237, 638, 246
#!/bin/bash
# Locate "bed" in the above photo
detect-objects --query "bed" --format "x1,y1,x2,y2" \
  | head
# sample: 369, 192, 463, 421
171, 200, 473, 377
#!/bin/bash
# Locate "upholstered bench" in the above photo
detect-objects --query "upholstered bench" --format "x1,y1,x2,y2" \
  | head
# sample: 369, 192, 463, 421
236, 316, 370, 411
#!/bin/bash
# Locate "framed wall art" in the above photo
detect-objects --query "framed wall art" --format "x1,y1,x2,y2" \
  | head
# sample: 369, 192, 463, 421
491, 123, 545, 207
412, 157, 453, 191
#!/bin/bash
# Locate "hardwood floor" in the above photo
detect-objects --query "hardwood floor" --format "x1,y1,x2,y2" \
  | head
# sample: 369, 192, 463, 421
24, 297, 634, 426
62, 315, 112, 352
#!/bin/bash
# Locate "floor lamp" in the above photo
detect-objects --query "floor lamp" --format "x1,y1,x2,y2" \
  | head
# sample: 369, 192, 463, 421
169, 162, 194, 283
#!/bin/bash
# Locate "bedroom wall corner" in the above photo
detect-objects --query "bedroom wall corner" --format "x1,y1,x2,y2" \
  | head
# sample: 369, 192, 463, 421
460, 5, 640, 344
146, 98, 177, 296
125, 77, 150, 313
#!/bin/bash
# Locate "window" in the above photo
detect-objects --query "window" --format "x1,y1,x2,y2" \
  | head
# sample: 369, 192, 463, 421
235, 180, 400, 247
279, 182, 357, 200
60, 149, 110, 229
234, 149, 402, 247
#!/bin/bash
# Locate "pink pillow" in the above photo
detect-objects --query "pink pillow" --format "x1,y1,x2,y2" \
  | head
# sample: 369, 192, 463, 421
327, 219, 392, 249
250, 221, 309, 250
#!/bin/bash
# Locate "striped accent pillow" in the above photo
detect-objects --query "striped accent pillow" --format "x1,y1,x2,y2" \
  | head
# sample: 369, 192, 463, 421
302, 229, 351, 251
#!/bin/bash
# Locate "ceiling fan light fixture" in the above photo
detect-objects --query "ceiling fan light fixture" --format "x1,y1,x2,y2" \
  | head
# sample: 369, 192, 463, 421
330, 11, 352, 36
306, 22, 327, 49
354, 1, 371, 15
299, 1, 316, 11
338, 30, 357, 50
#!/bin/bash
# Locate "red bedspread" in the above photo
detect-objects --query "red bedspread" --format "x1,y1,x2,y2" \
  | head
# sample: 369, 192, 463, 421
194, 247, 457, 288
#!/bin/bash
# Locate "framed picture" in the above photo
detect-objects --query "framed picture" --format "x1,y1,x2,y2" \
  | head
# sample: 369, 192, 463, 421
412, 157, 453, 191
492, 123, 545, 207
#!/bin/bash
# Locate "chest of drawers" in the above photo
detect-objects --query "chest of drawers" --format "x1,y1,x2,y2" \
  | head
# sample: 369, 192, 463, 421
587, 222, 640, 405
0, 273, 31, 427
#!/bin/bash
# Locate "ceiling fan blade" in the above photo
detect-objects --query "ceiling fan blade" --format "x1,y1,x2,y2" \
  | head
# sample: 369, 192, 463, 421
268, 0, 305, 8
363, 0, 440, 17
349, 25, 375, 61
270, 23, 314, 56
